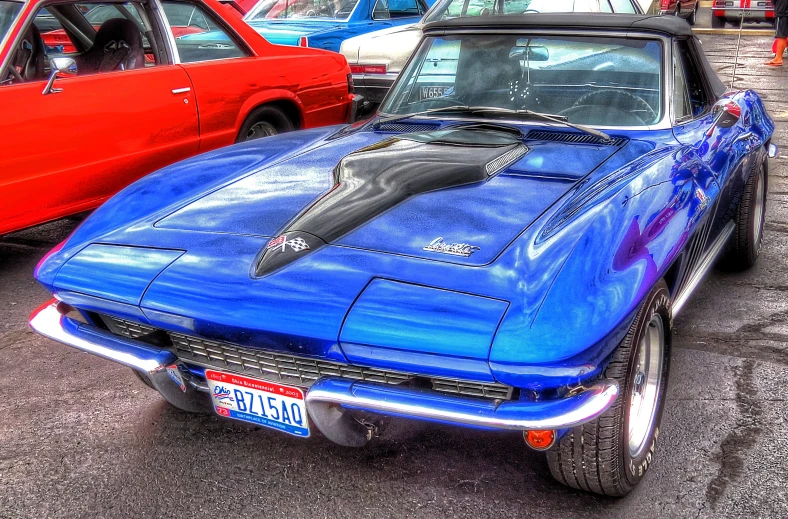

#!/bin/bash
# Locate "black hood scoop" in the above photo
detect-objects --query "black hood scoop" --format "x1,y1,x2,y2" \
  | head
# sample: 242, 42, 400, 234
254, 128, 527, 277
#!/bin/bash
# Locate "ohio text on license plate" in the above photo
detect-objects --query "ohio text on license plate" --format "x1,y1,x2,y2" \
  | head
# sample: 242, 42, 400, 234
206, 370, 309, 437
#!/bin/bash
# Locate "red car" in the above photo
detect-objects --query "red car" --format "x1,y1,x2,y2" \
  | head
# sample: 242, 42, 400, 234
711, 0, 775, 27
659, 0, 700, 25
0, 0, 357, 236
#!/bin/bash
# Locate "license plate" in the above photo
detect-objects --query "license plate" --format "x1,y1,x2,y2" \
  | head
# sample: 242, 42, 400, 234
743, 9, 753, 15
420, 85, 452, 100
206, 369, 309, 437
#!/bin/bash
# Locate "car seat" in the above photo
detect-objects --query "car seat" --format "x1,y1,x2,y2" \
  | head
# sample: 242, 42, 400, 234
75, 18, 144, 74
12, 23, 46, 81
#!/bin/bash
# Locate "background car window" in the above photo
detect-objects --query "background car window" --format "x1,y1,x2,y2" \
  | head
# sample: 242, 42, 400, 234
162, 3, 212, 31
676, 40, 709, 117
673, 41, 692, 120
28, 3, 156, 74
163, 2, 246, 63
245, 0, 360, 20
609, 0, 637, 13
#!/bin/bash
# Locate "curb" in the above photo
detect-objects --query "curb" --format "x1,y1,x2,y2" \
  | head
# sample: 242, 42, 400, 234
694, 28, 774, 35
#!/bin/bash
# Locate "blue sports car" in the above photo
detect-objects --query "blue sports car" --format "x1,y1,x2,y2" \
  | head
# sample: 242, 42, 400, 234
31, 14, 774, 496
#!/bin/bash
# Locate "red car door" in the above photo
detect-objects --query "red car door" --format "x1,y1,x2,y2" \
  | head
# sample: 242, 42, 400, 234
0, 66, 199, 234
0, 0, 202, 235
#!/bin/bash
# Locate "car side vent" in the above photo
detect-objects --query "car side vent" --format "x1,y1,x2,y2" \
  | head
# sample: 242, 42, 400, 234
526, 130, 627, 147
374, 122, 441, 133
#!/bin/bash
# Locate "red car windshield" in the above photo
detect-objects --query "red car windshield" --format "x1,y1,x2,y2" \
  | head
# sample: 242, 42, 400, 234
0, 0, 23, 41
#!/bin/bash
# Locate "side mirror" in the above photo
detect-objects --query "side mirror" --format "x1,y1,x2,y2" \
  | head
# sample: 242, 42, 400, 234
42, 57, 77, 96
706, 100, 740, 136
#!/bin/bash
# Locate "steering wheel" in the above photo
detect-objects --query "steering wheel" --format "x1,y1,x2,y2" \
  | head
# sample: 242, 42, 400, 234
571, 90, 657, 122
306, 9, 317, 16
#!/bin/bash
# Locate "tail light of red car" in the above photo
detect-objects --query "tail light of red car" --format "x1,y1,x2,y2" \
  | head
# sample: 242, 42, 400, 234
349, 64, 387, 74
347, 73, 354, 94
660, 0, 669, 8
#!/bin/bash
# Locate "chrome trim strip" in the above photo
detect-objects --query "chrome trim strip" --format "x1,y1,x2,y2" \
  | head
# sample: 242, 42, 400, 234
306, 377, 620, 431
673, 220, 736, 315
152, 0, 181, 64
30, 302, 173, 372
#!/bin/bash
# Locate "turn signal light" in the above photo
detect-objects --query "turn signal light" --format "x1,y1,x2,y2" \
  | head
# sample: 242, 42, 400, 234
524, 430, 556, 450
349, 64, 387, 74
298, 36, 308, 47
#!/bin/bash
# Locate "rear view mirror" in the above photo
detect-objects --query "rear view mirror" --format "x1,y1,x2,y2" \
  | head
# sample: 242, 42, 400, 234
509, 45, 549, 62
42, 57, 77, 96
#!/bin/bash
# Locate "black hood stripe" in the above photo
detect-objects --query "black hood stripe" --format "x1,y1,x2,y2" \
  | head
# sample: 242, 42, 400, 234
254, 129, 527, 277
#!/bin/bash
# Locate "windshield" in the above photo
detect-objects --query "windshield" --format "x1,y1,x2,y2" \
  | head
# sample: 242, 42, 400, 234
245, 0, 361, 21
380, 34, 663, 127
423, 0, 636, 23
0, 1, 23, 41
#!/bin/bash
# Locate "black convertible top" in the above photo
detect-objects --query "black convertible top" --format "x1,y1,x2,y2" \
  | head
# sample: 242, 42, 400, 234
424, 13, 694, 37
424, 14, 727, 99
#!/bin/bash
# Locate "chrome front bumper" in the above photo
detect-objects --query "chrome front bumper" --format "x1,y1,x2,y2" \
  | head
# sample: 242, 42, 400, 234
30, 301, 619, 443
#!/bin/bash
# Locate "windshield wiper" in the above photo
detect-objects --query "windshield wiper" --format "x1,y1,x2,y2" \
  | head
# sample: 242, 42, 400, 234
466, 107, 611, 142
371, 105, 472, 129
372, 105, 610, 142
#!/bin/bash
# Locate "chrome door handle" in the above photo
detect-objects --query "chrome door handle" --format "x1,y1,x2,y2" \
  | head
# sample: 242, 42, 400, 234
172, 87, 191, 94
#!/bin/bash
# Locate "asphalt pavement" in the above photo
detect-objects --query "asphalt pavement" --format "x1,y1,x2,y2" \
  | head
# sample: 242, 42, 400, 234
2, 32, 788, 519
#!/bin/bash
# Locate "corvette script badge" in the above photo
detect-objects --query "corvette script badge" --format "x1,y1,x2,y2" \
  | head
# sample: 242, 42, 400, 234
423, 237, 480, 257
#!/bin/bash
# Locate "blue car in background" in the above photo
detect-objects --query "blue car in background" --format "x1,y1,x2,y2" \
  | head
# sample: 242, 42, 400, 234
246, 0, 433, 51
181, 0, 433, 51
31, 14, 774, 498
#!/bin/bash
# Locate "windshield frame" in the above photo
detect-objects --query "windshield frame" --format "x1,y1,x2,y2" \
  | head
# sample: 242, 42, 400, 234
244, 0, 362, 23
421, 0, 643, 26
377, 29, 673, 131
0, 0, 25, 54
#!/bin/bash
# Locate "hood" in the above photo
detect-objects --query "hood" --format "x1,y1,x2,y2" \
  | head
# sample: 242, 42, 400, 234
155, 126, 628, 268
247, 20, 346, 46
340, 23, 423, 71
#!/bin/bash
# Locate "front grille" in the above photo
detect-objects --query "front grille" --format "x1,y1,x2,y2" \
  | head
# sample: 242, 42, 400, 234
526, 130, 627, 147
99, 315, 513, 401
103, 315, 157, 339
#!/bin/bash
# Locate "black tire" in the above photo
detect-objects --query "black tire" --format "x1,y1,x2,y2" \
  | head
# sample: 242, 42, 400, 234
236, 105, 295, 143
711, 15, 726, 28
687, 3, 698, 25
720, 160, 767, 271
546, 281, 672, 497
131, 369, 155, 389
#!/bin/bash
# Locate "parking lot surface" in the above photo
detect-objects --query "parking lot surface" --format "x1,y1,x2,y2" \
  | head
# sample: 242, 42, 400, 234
1, 31, 787, 519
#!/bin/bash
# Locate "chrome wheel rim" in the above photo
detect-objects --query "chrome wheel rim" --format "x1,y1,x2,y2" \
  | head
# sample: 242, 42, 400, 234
246, 121, 278, 141
753, 167, 765, 250
628, 315, 664, 458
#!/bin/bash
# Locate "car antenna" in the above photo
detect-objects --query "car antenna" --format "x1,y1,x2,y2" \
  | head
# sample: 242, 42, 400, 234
729, 10, 745, 89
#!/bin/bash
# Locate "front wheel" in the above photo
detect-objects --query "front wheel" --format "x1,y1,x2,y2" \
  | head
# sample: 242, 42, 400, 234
546, 280, 672, 496
720, 160, 767, 270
